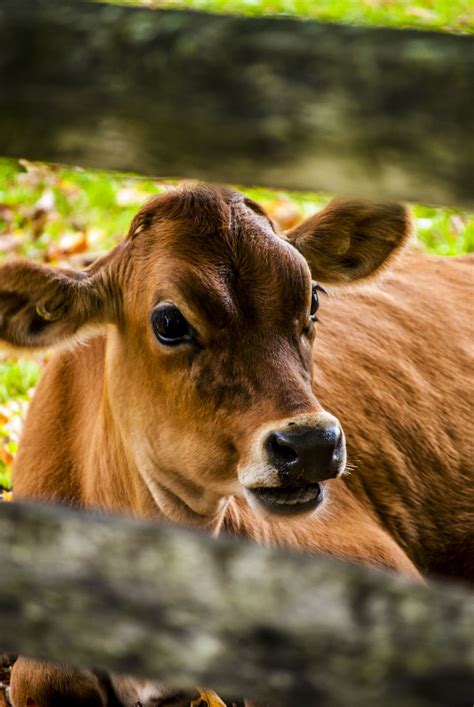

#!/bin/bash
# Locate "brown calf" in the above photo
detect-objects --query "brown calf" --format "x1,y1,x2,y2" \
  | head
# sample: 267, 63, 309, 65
1, 186, 473, 705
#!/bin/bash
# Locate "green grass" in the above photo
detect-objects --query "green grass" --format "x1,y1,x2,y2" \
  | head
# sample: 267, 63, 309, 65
104, 0, 474, 33
0, 359, 41, 490
0, 160, 163, 260
0, 471, 12, 492
413, 205, 474, 256
0, 360, 41, 405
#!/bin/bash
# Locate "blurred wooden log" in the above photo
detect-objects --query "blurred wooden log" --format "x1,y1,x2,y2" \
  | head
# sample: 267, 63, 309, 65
0, 1, 473, 207
0, 501, 473, 706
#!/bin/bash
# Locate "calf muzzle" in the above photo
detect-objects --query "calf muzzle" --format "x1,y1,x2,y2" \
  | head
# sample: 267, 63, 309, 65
265, 423, 345, 484
241, 415, 346, 517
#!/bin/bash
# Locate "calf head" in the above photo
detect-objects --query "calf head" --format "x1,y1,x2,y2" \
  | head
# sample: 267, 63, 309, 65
0, 187, 411, 524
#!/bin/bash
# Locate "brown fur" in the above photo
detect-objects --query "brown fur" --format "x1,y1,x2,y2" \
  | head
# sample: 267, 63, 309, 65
2, 186, 473, 704
9, 659, 195, 706
9, 661, 107, 706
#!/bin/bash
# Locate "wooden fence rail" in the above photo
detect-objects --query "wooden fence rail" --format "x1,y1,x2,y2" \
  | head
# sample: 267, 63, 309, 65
0, 1, 473, 207
0, 501, 473, 706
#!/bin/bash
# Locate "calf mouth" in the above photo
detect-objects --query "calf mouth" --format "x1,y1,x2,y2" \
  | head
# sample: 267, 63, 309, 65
246, 482, 323, 516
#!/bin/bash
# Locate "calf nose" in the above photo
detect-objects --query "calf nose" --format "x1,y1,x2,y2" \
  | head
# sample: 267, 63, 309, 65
265, 424, 345, 483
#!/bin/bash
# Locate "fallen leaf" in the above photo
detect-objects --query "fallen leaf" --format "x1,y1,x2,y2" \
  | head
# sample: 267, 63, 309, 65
265, 198, 302, 230
0, 235, 21, 254
449, 214, 466, 237
407, 7, 436, 20
0, 204, 15, 223
86, 227, 105, 248
35, 189, 55, 212
46, 230, 88, 260
116, 187, 152, 206
191, 689, 227, 707
0, 447, 14, 466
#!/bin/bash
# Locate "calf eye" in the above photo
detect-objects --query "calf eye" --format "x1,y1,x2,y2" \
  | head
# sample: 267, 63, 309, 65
310, 284, 320, 318
310, 283, 326, 321
151, 305, 194, 345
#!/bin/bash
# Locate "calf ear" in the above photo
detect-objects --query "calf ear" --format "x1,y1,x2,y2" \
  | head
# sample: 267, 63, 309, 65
286, 198, 413, 285
0, 259, 111, 350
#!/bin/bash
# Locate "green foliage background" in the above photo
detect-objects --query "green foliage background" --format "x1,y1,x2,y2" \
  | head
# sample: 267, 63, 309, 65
106, 0, 474, 34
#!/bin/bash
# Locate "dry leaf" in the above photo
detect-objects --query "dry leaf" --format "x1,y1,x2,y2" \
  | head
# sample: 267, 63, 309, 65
265, 198, 301, 230
46, 230, 88, 260
449, 214, 466, 237
85, 227, 104, 248
407, 7, 436, 20
0, 447, 14, 466
0, 204, 15, 223
116, 187, 151, 206
191, 689, 227, 707
0, 235, 21, 254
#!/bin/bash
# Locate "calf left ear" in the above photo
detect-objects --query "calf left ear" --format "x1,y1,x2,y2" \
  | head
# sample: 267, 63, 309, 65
286, 198, 413, 285
0, 259, 111, 350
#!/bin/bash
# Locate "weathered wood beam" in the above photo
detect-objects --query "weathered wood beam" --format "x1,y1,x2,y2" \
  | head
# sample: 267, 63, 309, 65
0, 1, 473, 207
0, 501, 473, 706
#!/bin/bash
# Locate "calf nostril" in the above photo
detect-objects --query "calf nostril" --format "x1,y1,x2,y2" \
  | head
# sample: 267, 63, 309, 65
269, 433, 298, 464
265, 424, 345, 483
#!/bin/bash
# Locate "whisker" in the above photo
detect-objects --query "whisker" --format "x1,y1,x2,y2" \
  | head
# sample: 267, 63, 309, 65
342, 458, 358, 476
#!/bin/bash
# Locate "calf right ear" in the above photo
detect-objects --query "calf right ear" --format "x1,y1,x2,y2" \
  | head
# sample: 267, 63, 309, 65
0, 259, 111, 350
